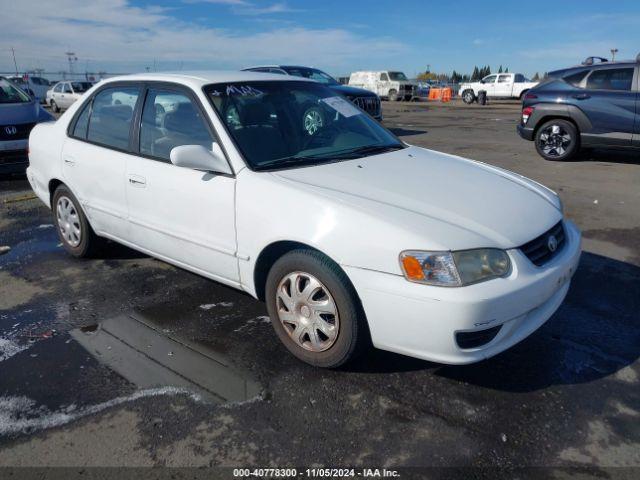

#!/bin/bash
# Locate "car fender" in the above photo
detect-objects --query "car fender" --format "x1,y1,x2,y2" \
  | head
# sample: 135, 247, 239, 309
528, 103, 593, 133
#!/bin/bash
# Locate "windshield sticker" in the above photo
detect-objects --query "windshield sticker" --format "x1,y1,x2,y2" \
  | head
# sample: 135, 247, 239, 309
224, 85, 264, 97
320, 96, 362, 118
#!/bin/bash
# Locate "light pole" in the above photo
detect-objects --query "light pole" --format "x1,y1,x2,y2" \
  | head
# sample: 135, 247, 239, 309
611, 48, 618, 62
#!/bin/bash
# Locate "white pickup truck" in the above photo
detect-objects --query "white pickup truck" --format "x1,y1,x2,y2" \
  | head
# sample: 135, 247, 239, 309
458, 73, 538, 103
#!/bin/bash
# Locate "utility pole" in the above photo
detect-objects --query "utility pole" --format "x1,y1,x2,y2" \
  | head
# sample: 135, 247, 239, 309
611, 48, 618, 62
11, 47, 19, 75
65, 51, 78, 76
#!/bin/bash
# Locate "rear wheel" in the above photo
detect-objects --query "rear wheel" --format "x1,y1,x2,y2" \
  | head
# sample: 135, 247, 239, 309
535, 119, 579, 161
265, 249, 368, 368
52, 185, 102, 258
50, 100, 60, 113
462, 89, 475, 104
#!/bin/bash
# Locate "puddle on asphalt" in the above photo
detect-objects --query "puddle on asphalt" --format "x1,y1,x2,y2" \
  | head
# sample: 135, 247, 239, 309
70, 310, 263, 404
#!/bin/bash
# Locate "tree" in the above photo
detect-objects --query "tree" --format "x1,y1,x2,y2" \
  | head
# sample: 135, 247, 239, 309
471, 66, 480, 81
532, 72, 540, 81
505, 67, 509, 73
498, 65, 503, 73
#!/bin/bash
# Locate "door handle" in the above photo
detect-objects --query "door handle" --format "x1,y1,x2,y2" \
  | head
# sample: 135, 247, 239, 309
128, 175, 146, 187
63, 157, 75, 166
572, 93, 591, 100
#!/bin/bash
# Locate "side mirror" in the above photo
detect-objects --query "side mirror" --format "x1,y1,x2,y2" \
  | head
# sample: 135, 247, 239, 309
170, 143, 232, 175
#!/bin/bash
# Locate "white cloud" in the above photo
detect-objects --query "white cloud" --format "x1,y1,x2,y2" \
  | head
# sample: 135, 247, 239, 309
1, 0, 404, 74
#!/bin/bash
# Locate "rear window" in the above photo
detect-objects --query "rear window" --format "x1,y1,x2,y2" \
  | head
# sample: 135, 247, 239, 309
586, 68, 634, 91
563, 70, 589, 87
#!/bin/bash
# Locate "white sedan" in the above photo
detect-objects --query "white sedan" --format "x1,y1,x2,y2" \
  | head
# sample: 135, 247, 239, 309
27, 72, 581, 368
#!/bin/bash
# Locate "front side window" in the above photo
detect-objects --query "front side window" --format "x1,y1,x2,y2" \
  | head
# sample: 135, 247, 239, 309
482, 75, 497, 84
380, 73, 389, 81
206, 81, 403, 171
54, 83, 63, 93
388, 72, 408, 81
586, 68, 634, 91
139, 88, 213, 161
0, 78, 31, 104
87, 86, 139, 150
281, 67, 339, 85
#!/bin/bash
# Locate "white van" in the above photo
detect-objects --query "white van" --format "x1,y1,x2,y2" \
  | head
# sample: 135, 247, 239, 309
348, 71, 417, 101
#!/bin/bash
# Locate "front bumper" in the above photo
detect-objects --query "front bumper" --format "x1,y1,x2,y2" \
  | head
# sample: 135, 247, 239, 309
0, 139, 29, 174
343, 220, 582, 365
517, 124, 535, 141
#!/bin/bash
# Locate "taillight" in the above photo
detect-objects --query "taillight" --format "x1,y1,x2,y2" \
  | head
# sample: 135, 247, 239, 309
522, 106, 534, 124
525, 93, 538, 99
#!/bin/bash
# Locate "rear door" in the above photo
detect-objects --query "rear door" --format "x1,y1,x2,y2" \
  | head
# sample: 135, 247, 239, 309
495, 74, 513, 97
577, 66, 637, 147
634, 66, 640, 147
125, 83, 239, 284
62, 84, 142, 240
60, 83, 75, 109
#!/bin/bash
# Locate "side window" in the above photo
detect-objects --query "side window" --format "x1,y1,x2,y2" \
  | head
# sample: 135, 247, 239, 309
63, 83, 72, 94
87, 86, 139, 150
563, 70, 589, 87
72, 101, 91, 139
586, 68, 634, 91
497, 75, 511, 83
54, 84, 62, 93
483, 75, 497, 84
139, 88, 213, 161
380, 73, 390, 81
514, 74, 525, 83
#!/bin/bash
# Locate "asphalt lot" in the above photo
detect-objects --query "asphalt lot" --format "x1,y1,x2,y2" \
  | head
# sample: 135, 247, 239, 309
0, 99, 639, 473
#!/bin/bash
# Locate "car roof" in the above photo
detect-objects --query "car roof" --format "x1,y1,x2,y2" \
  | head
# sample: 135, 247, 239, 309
98, 71, 312, 89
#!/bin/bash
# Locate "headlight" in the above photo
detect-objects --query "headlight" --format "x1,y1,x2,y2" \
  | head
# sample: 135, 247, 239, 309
400, 249, 511, 287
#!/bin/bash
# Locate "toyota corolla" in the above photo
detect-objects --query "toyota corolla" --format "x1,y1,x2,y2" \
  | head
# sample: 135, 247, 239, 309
26, 72, 581, 367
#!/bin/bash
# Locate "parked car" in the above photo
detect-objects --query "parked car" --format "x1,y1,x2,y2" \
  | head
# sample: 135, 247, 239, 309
518, 55, 640, 161
459, 73, 538, 104
242, 65, 382, 122
8, 75, 51, 104
0, 76, 54, 174
27, 72, 581, 368
46, 81, 93, 112
349, 71, 418, 101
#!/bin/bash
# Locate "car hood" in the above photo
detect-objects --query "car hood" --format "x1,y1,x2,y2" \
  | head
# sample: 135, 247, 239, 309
272, 146, 562, 249
0, 100, 53, 124
329, 84, 378, 98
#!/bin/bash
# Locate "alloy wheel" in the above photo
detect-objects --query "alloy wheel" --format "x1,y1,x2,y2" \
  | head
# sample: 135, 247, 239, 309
303, 108, 323, 135
538, 124, 572, 157
56, 195, 82, 247
276, 271, 339, 352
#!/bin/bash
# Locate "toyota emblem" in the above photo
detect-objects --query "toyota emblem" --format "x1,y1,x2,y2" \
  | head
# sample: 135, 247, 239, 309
547, 235, 558, 253
4, 126, 17, 135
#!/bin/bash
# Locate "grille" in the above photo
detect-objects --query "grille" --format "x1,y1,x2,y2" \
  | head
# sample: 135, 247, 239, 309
456, 325, 502, 349
519, 221, 566, 266
350, 96, 381, 117
0, 149, 29, 165
0, 122, 36, 141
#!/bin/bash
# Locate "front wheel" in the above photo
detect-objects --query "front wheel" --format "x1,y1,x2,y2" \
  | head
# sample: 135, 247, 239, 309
462, 89, 476, 104
535, 119, 580, 161
387, 89, 398, 102
265, 249, 368, 368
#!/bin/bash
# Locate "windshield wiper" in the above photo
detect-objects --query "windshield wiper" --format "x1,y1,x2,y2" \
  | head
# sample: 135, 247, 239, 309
329, 144, 405, 159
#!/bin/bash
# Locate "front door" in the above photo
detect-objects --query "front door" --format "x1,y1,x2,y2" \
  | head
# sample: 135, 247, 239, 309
578, 66, 637, 147
481, 75, 497, 97
125, 85, 239, 284
62, 84, 142, 239
378, 72, 391, 97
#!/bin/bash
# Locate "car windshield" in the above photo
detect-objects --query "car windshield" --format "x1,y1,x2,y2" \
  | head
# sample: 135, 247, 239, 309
71, 82, 93, 93
281, 67, 340, 86
388, 72, 408, 81
206, 81, 403, 171
0, 78, 31, 104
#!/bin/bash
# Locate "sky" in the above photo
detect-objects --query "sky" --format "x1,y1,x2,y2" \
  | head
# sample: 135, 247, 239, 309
2, 0, 640, 79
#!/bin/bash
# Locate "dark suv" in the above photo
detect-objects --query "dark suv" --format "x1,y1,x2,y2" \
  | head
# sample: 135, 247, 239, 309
517, 55, 639, 161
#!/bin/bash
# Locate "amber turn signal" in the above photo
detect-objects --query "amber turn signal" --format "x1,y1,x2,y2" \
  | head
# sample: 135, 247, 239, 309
401, 255, 425, 281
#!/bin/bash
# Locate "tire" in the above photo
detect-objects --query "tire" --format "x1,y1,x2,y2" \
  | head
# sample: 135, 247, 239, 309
50, 100, 60, 113
462, 89, 476, 104
388, 89, 398, 102
534, 119, 580, 161
52, 185, 102, 258
265, 249, 369, 368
